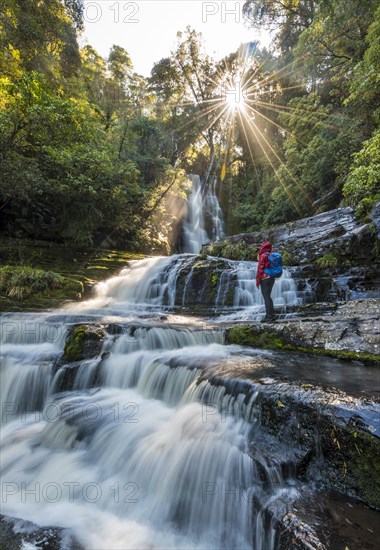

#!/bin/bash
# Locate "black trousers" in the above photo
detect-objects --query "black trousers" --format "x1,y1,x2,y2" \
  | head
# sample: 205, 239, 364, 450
260, 277, 275, 317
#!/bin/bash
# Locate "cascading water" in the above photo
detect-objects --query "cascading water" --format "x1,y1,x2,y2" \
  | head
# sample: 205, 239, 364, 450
1, 305, 297, 550
182, 175, 225, 253
182, 175, 209, 254
0, 177, 309, 549
0, 259, 306, 549
204, 176, 225, 243
75, 255, 301, 320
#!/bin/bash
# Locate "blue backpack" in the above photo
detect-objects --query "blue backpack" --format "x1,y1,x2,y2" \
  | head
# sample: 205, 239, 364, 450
264, 252, 283, 278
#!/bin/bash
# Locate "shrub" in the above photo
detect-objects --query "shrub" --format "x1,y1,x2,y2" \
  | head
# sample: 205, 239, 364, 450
0, 266, 64, 300
343, 131, 380, 220
315, 253, 339, 269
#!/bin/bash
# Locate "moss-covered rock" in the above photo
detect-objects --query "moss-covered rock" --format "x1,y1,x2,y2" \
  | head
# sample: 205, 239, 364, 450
225, 319, 380, 366
63, 324, 105, 362
242, 384, 380, 508
174, 257, 235, 307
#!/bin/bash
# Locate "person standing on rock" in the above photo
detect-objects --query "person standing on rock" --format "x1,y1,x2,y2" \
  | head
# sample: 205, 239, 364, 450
256, 241, 276, 322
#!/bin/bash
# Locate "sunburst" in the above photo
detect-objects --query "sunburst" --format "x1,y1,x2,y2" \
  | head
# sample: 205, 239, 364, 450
168, 44, 345, 214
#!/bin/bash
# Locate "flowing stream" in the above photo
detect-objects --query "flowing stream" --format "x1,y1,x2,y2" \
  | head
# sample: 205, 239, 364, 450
2, 176, 369, 549
1, 261, 302, 549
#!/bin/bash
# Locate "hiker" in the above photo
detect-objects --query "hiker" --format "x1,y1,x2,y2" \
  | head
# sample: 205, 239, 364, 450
256, 241, 281, 322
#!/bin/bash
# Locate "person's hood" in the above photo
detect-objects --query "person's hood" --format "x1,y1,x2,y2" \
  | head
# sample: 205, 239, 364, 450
259, 241, 272, 254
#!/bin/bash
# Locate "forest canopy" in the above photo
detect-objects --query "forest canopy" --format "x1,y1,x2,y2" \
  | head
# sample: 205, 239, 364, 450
0, 0, 378, 250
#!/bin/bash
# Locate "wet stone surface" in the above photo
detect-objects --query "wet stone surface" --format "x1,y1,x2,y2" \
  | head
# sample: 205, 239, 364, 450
0, 515, 84, 550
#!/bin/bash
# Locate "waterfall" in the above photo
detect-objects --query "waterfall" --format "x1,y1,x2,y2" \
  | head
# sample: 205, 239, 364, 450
0, 239, 309, 548
69, 254, 302, 319
205, 177, 225, 243
226, 261, 300, 320
182, 175, 225, 254
182, 175, 209, 254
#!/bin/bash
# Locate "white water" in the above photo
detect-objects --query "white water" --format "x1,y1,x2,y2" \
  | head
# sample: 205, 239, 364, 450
1, 309, 296, 549
182, 175, 225, 253
182, 175, 209, 254
216, 261, 300, 321
0, 180, 305, 549
204, 177, 225, 243
66, 254, 302, 321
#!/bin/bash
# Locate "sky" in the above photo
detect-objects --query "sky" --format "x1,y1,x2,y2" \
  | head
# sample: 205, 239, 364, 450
81, 0, 271, 76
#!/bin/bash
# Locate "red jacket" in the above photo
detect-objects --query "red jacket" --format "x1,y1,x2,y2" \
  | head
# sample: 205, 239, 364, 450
256, 241, 272, 287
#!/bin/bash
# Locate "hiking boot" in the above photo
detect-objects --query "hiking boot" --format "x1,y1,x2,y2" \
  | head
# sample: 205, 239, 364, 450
260, 316, 276, 323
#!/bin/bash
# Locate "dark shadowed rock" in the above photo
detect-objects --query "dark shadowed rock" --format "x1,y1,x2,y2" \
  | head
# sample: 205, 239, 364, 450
370, 201, 380, 238
0, 515, 84, 550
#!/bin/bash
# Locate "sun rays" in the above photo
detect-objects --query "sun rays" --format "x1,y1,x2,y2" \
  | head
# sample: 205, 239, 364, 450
168, 44, 347, 215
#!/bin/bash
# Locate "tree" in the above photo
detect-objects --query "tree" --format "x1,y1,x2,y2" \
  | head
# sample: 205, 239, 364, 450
243, 0, 317, 55
295, 0, 378, 89
345, 4, 380, 132
0, 0, 81, 81
343, 131, 380, 219
108, 45, 132, 84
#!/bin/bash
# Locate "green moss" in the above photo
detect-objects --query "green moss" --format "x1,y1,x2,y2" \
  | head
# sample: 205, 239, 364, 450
226, 326, 380, 366
211, 272, 219, 286
226, 326, 289, 349
315, 252, 339, 269
279, 249, 301, 266
63, 324, 104, 362
0, 236, 143, 312
206, 271, 220, 303
207, 240, 257, 261
63, 326, 89, 362
348, 429, 380, 508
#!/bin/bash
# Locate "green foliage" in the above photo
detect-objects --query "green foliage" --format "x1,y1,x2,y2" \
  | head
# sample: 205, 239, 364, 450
280, 250, 292, 266
0, 0, 379, 249
315, 253, 339, 269
346, 5, 380, 127
343, 131, 380, 219
222, 0, 380, 235
0, 265, 64, 300
0, 2, 187, 251
207, 240, 258, 261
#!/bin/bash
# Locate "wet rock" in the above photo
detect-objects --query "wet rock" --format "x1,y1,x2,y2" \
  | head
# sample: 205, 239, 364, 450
174, 257, 236, 307
225, 298, 380, 363
54, 358, 102, 392
274, 489, 380, 550
195, 362, 380, 508
206, 205, 380, 299
0, 515, 84, 550
62, 324, 106, 362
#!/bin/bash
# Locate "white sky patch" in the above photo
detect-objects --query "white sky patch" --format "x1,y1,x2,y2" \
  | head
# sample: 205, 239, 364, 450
80, 0, 272, 76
